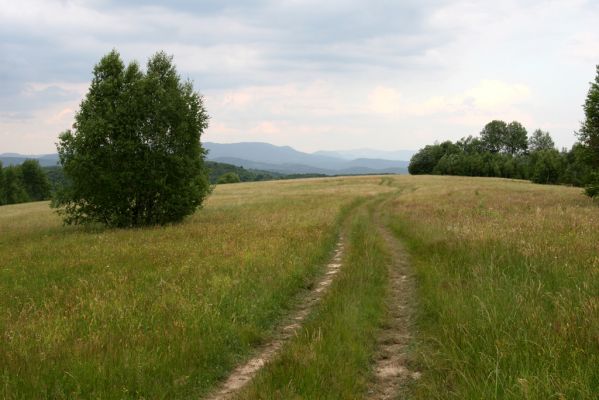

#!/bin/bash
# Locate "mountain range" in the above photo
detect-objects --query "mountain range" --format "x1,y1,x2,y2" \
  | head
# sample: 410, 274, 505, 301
1, 142, 414, 175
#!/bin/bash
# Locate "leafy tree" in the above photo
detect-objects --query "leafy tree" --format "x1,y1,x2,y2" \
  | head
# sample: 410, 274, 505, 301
578, 65, 599, 168
408, 145, 442, 174
561, 143, 593, 186
531, 149, 563, 184
480, 120, 508, 153
217, 172, 241, 184
54, 50, 211, 227
3, 166, 29, 204
528, 129, 555, 152
505, 121, 528, 155
456, 136, 484, 154
577, 65, 599, 197
20, 159, 51, 201
0, 161, 5, 205
409, 141, 459, 174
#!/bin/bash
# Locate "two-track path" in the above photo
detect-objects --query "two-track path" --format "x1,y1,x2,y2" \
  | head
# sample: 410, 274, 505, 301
205, 198, 419, 400
205, 238, 345, 400
366, 211, 420, 399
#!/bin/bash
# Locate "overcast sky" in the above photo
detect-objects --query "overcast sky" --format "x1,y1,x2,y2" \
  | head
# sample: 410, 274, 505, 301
1, 0, 598, 154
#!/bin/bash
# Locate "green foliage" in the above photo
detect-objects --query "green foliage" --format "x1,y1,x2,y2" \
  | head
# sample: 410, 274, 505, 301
584, 178, 599, 198
578, 65, 599, 168
409, 141, 459, 174
20, 160, 51, 201
578, 65, 599, 197
53, 50, 211, 227
2, 166, 29, 204
206, 161, 280, 183
0, 161, 4, 205
505, 121, 528, 155
531, 149, 563, 184
0, 160, 52, 206
43, 166, 69, 193
480, 120, 508, 153
410, 119, 597, 188
217, 172, 241, 184
529, 129, 555, 152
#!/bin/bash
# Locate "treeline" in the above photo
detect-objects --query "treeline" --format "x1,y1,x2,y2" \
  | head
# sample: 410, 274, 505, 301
0, 160, 51, 205
0, 159, 326, 206
206, 161, 282, 183
207, 161, 326, 184
409, 120, 594, 187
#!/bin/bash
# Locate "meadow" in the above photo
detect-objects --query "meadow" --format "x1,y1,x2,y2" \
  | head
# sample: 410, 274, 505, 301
1, 175, 597, 399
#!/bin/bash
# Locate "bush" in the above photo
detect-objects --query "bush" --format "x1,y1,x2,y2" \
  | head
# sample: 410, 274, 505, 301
217, 172, 241, 184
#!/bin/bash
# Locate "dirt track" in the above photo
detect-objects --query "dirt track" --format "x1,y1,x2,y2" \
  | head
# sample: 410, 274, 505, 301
366, 211, 419, 399
204, 238, 345, 400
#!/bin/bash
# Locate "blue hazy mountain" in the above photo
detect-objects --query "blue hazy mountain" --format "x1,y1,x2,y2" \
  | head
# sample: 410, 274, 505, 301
204, 142, 410, 175
1, 142, 412, 175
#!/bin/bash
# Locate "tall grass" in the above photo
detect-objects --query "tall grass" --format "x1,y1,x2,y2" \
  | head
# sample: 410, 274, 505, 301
239, 201, 390, 399
388, 176, 599, 399
0, 177, 393, 399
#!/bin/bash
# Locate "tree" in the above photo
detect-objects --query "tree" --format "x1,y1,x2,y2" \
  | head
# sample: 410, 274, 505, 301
578, 65, 599, 168
3, 166, 29, 204
505, 121, 528, 155
480, 120, 508, 153
20, 159, 51, 201
0, 161, 5, 205
217, 172, 241, 184
408, 144, 442, 174
531, 149, 563, 184
562, 143, 593, 186
528, 129, 555, 152
577, 65, 599, 197
408, 141, 459, 175
54, 50, 211, 227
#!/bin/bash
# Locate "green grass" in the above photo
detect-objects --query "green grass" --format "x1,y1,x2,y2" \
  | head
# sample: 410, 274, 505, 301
0, 177, 393, 399
387, 176, 599, 399
2, 174, 598, 399
239, 200, 389, 399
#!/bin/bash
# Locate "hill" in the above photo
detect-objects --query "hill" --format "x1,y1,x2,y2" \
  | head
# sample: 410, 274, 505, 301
1, 176, 596, 398
2, 143, 410, 176
204, 142, 409, 174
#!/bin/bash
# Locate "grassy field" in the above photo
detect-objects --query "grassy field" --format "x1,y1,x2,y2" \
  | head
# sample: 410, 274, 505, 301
388, 176, 599, 399
239, 200, 390, 399
0, 177, 393, 399
1, 175, 598, 399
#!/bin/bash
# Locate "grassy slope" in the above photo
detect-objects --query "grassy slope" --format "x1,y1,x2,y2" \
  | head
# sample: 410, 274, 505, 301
389, 176, 598, 399
0, 177, 393, 399
2, 175, 598, 399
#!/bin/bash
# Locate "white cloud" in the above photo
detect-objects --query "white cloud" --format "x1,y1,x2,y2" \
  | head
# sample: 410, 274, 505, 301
368, 86, 402, 115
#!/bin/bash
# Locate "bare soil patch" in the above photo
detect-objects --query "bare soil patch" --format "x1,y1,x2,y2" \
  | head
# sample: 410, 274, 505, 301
367, 216, 419, 399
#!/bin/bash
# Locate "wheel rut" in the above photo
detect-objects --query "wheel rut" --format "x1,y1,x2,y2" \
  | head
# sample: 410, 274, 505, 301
204, 238, 345, 400
367, 213, 419, 399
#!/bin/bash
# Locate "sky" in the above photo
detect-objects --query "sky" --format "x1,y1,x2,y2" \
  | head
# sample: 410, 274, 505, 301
1, 0, 598, 154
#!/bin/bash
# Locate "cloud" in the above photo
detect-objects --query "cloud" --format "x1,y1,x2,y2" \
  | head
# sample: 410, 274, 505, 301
1, 0, 598, 152
368, 86, 402, 115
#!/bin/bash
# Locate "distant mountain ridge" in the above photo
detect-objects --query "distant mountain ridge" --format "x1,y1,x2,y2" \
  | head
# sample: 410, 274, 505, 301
0, 153, 60, 167
313, 148, 415, 161
1, 142, 413, 175
203, 142, 410, 175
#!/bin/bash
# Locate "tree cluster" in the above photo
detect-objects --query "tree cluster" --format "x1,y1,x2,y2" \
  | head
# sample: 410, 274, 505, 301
0, 160, 51, 205
410, 66, 599, 197
409, 122, 594, 187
